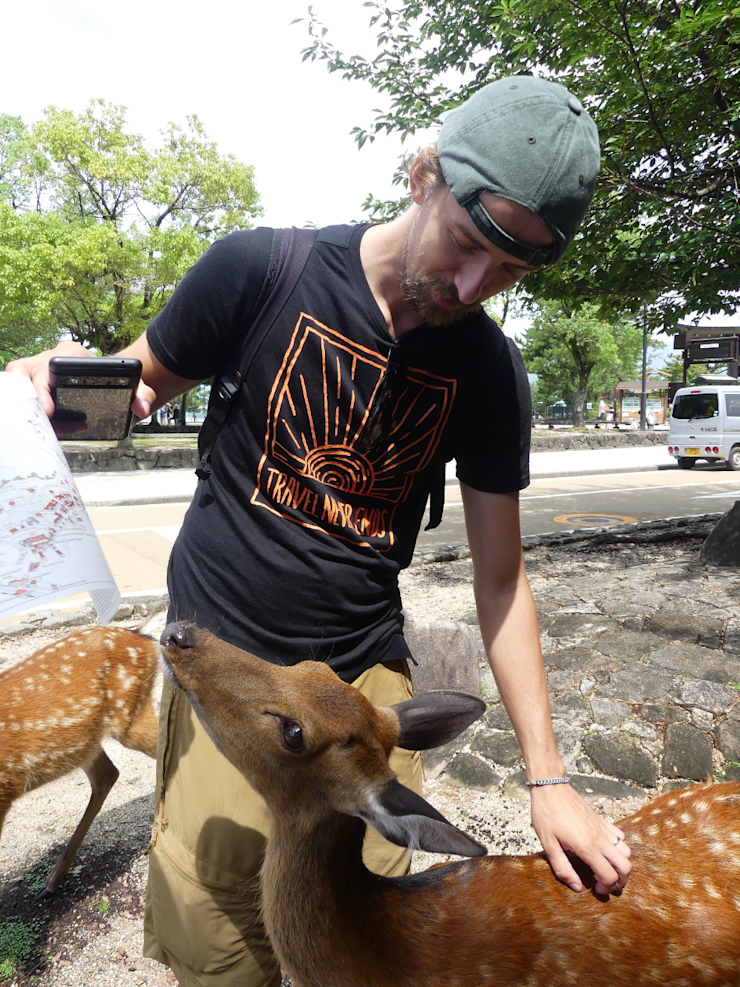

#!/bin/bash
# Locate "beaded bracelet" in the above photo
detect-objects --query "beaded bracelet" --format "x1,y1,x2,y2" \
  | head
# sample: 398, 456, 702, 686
525, 775, 572, 788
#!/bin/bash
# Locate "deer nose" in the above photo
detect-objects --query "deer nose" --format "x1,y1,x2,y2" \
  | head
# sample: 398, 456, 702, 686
161, 621, 200, 650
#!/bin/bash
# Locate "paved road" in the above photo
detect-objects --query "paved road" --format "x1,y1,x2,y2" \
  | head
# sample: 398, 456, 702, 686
66, 445, 740, 601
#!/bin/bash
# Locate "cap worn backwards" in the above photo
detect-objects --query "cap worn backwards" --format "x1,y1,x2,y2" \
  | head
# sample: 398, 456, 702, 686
437, 75, 600, 267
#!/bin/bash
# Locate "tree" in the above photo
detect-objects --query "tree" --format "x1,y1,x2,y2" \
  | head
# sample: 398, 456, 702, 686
0, 101, 262, 363
661, 353, 714, 383
301, 0, 740, 327
519, 302, 643, 425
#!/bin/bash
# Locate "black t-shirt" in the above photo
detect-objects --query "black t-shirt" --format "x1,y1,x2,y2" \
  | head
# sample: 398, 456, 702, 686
147, 224, 531, 681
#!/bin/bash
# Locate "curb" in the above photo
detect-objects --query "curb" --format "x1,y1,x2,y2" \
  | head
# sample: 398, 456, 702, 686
409, 512, 723, 566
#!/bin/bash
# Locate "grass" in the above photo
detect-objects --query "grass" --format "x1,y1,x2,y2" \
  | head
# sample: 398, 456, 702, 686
0, 920, 40, 980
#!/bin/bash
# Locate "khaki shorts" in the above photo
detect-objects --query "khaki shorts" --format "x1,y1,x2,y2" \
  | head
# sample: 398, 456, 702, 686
143, 658, 421, 987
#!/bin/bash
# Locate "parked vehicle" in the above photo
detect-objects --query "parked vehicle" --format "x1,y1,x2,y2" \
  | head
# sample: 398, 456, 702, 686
668, 383, 740, 470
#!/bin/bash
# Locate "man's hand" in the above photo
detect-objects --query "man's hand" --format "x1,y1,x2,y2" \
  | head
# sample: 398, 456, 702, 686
6, 340, 160, 435
530, 781, 632, 895
6, 341, 92, 434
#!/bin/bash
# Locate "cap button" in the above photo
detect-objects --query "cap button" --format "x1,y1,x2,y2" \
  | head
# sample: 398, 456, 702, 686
568, 96, 582, 115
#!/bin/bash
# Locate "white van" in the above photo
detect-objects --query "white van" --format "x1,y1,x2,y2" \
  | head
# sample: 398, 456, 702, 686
668, 384, 740, 470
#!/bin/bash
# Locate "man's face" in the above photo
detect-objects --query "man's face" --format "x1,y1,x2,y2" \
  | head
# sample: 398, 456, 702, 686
401, 185, 553, 327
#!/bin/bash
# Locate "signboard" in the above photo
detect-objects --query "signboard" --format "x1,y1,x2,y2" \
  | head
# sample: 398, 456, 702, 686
688, 339, 737, 361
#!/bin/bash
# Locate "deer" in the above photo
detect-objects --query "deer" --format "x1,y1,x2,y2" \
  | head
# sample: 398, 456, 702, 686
0, 612, 164, 899
159, 619, 740, 987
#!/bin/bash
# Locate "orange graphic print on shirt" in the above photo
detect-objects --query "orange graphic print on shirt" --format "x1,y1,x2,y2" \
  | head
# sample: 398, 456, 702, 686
251, 313, 456, 552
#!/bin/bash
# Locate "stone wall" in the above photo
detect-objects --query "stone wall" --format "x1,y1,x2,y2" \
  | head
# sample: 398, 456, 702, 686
59, 428, 667, 473
531, 429, 666, 452
60, 444, 200, 473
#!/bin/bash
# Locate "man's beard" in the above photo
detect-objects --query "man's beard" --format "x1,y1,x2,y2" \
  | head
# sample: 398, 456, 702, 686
400, 272, 482, 327
400, 228, 482, 328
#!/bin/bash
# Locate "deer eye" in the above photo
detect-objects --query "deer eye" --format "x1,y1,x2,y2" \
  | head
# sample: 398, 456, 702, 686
280, 719, 304, 753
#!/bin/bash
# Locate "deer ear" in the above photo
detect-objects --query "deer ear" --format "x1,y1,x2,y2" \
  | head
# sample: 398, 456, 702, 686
391, 691, 486, 751
356, 779, 486, 858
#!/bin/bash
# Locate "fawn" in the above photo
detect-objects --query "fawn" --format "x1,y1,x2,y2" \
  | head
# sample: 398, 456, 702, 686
160, 619, 740, 987
0, 613, 163, 898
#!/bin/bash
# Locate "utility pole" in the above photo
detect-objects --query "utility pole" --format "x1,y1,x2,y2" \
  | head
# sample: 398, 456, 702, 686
641, 302, 648, 431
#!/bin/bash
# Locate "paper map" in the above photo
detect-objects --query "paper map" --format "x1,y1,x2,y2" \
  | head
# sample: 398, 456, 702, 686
0, 372, 120, 624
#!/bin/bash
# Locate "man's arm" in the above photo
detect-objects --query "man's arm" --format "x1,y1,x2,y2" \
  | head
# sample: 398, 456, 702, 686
117, 335, 204, 422
460, 482, 632, 894
6, 335, 203, 434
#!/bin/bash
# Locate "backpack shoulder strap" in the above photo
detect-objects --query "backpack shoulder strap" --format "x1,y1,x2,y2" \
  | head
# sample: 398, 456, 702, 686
196, 227, 318, 480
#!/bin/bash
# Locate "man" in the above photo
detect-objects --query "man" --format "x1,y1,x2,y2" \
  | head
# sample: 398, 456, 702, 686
10, 75, 631, 987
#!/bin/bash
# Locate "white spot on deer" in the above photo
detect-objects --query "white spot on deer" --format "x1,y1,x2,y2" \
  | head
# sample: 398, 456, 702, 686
679, 789, 694, 799
680, 812, 692, 824
104, 639, 115, 650
687, 957, 718, 978
705, 882, 722, 899
648, 825, 659, 837
60, 716, 85, 728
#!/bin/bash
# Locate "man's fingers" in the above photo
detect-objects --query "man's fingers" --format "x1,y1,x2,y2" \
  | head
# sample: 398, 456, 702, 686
132, 381, 157, 421
598, 835, 632, 892
544, 831, 632, 896
540, 839, 584, 893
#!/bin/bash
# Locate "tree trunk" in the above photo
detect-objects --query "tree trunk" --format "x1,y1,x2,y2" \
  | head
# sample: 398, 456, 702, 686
572, 382, 589, 426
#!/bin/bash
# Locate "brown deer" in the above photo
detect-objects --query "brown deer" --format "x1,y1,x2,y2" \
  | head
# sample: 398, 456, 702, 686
160, 620, 740, 987
0, 613, 163, 898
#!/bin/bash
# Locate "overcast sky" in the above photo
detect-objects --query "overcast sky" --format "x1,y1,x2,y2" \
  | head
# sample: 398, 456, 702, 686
3, 0, 414, 229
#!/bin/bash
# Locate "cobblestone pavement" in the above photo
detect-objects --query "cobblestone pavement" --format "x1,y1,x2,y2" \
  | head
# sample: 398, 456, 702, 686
400, 537, 740, 799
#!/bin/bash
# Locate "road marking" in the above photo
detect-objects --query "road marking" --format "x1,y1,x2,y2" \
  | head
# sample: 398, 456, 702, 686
96, 526, 181, 542
553, 513, 637, 527
691, 489, 740, 500
522, 479, 740, 501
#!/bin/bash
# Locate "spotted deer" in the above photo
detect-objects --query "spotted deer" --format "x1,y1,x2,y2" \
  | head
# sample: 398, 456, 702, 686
0, 613, 164, 898
160, 620, 740, 987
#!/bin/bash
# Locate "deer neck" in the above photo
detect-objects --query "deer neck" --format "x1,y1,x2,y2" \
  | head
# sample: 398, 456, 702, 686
261, 809, 386, 987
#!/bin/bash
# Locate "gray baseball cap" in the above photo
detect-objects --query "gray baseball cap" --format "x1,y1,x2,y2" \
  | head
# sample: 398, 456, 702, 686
437, 75, 600, 266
